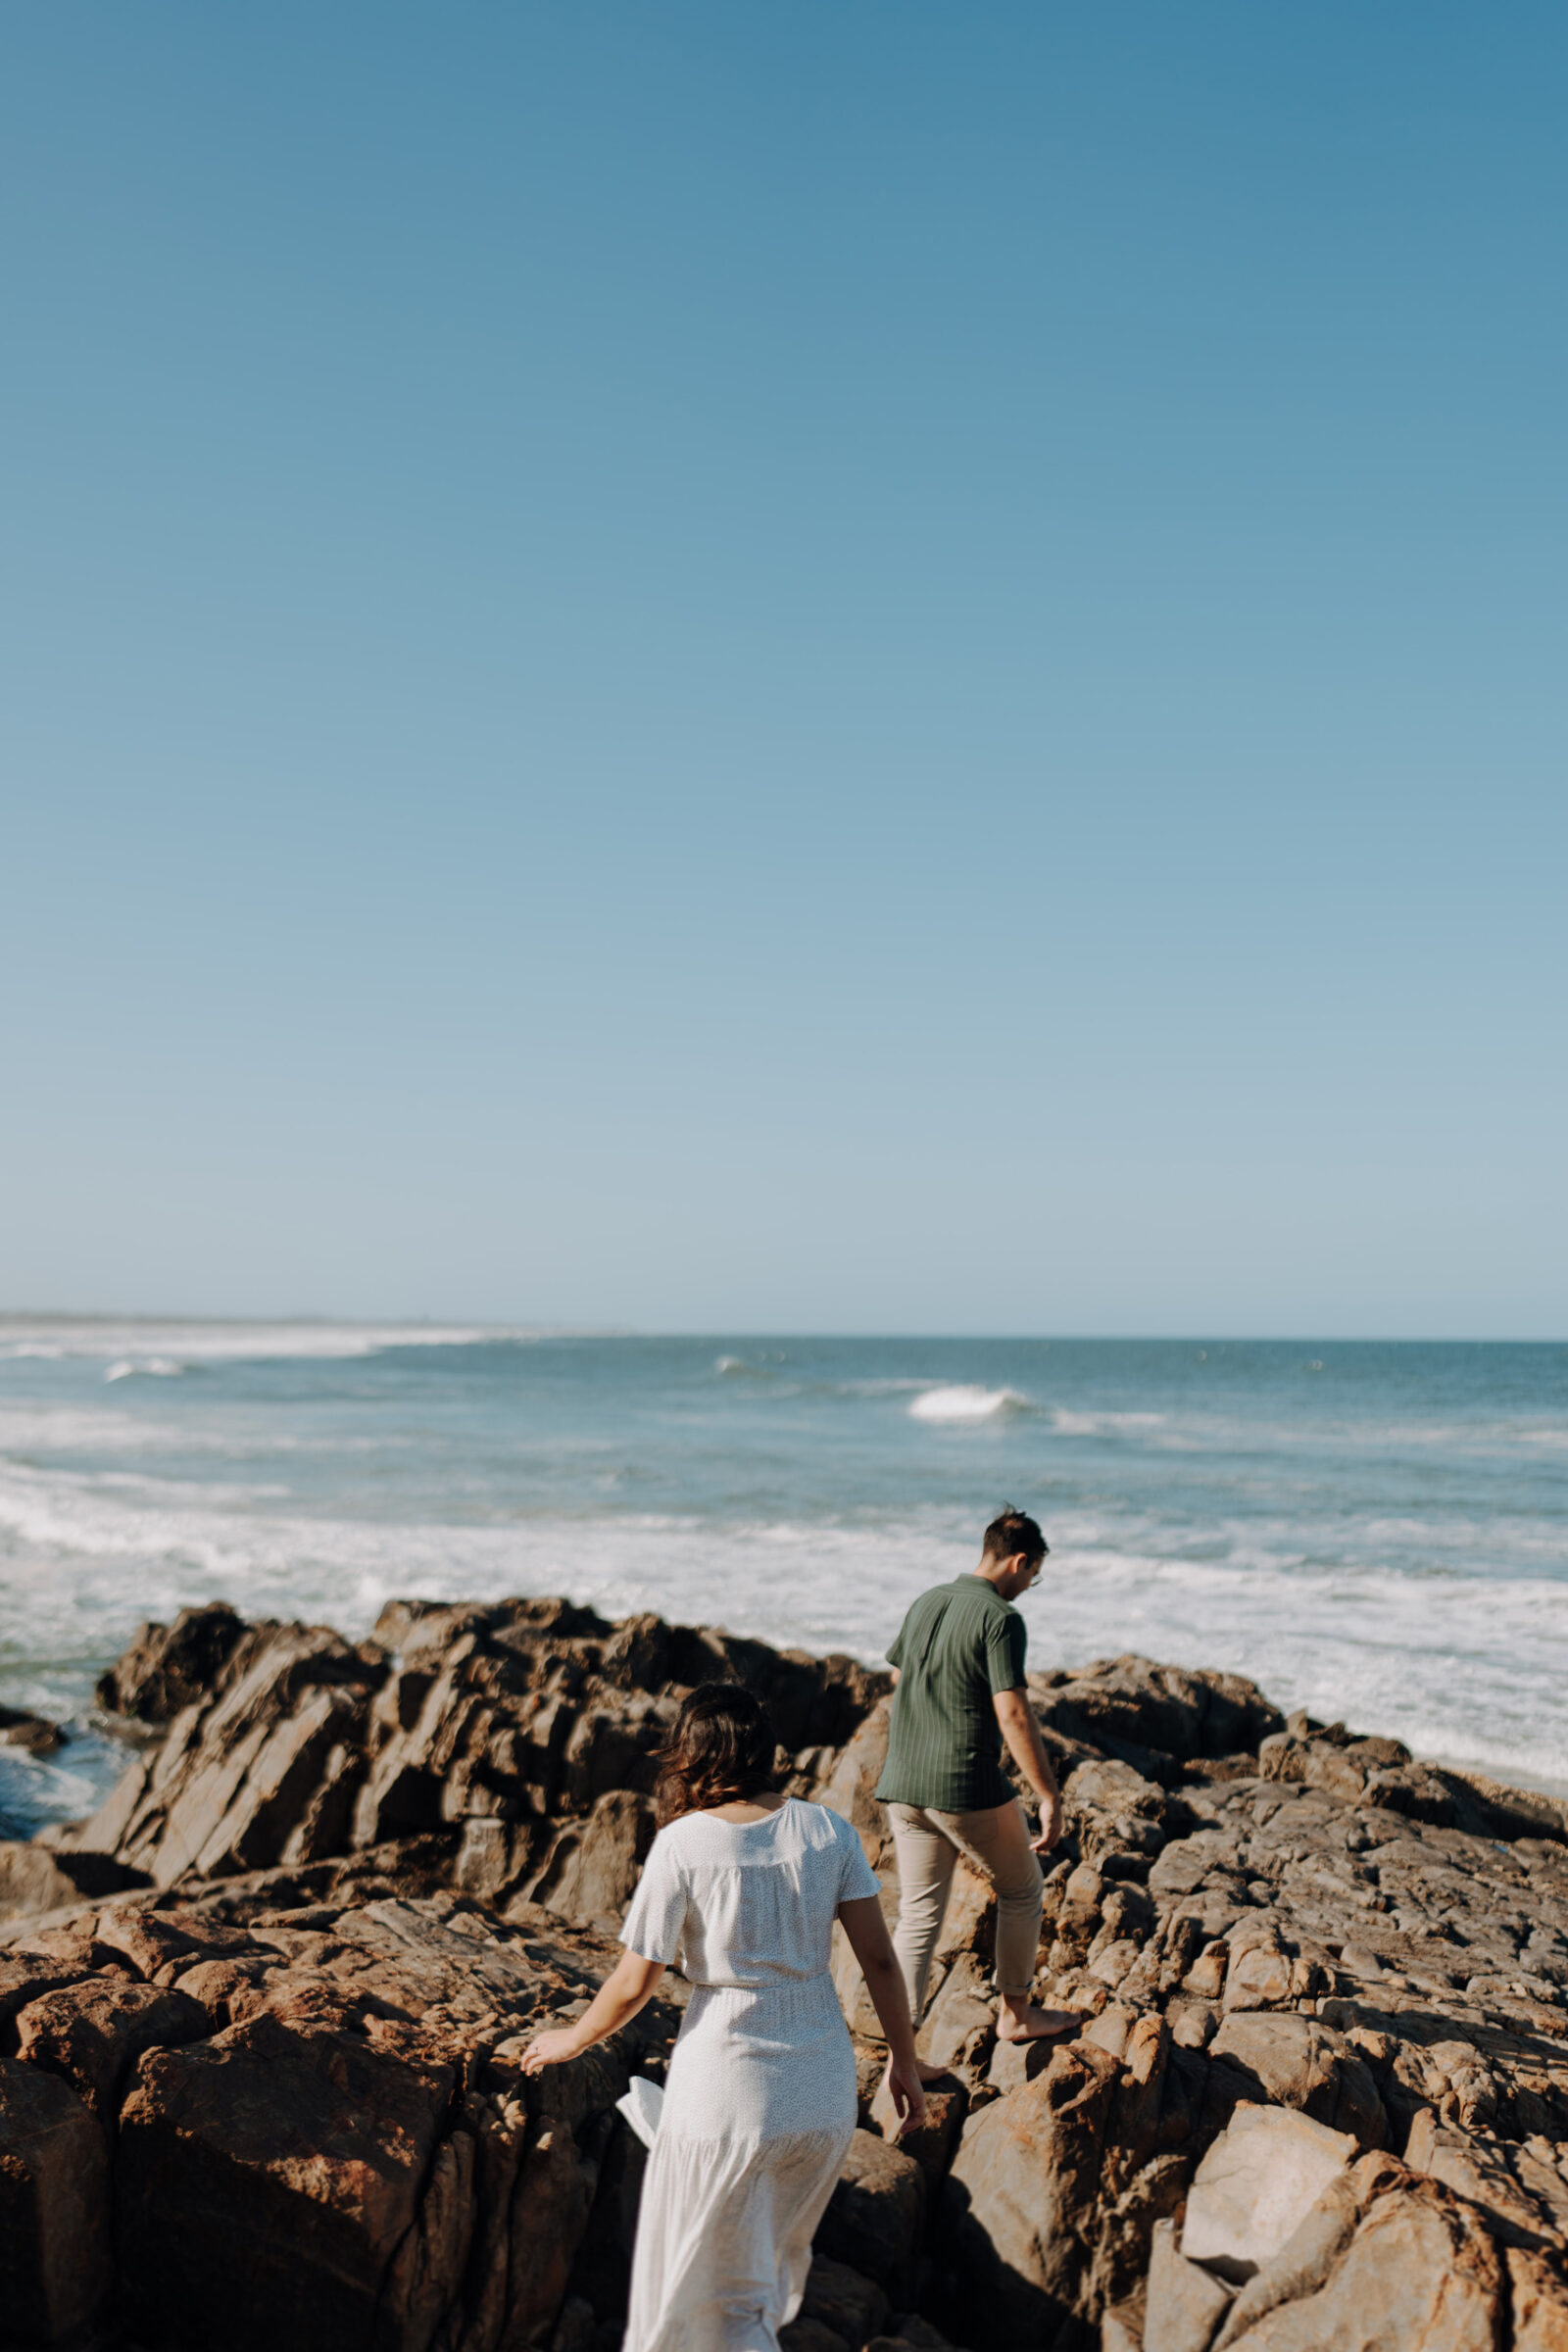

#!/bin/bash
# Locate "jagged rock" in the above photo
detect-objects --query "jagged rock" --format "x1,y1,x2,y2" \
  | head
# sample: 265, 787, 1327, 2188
0, 1952, 96, 2031
1210, 2166, 1360, 2347
14, 1979, 209, 2125
871, 2073, 968, 2189
95, 1601, 247, 1721
1508, 2246, 1568, 2350
0, 2050, 112, 2345
9, 1607, 1567, 2352
116, 2009, 462, 2351
1403, 2109, 1564, 2250
782, 2253, 891, 2350
946, 2038, 1121, 2337
527, 1790, 657, 1926
1217, 2163, 1505, 2349
815, 2129, 926, 2297
0, 1844, 150, 1925
0, 1705, 65, 1757
1208, 2013, 1385, 2149
919, 1951, 998, 2072
1033, 1657, 1282, 1783
1144, 2215, 1233, 2352
1181, 2104, 1355, 2280
869, 2325, 965, 2352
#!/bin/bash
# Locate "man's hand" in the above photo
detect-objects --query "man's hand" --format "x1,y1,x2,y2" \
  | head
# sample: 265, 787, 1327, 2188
1029, 1792, 1062, 1856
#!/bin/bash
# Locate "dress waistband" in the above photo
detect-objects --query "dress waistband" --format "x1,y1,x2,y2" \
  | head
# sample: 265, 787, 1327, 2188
683, 1969, 841, 2003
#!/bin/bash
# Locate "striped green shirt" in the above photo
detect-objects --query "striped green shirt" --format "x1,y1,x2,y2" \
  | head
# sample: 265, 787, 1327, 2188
874, 1575, 1028, 1813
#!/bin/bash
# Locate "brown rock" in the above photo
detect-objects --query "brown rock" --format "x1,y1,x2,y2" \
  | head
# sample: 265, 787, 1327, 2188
1208, 2013, 1384, 2149
1219, 2173, 1504, 2349
90, 1901, 255, 1982
0, 1954, 93, 2034
0, 1705, 64, 1757
1402, 2110, 1562, 2250
1508, 2247, 1568, 2351
1143, 2214, 1233, 2352
919, 1951, 997, 2073
791, 2253, 891, 2349
1210, 2170, 1360, 2347
945, 2038, 1120, 2338
528, 1789, 657, 1927
114, 2009, 456, 2351
96, 1600, 246, 1720
1182, 2104, 1354, 2281
0, 2051, 112, 2344
871, 2075, 967, 2186
819, 1701, 893, 1864
504, 2117, 601, 2347
1091, 2152, 1194, 2317
0, 1842, 149, 1926
14, 1978, 210, 2125
817, 2129, 926, 2296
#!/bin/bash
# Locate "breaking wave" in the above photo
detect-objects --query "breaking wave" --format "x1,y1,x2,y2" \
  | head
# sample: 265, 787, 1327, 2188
907, 1385, 1030, 1423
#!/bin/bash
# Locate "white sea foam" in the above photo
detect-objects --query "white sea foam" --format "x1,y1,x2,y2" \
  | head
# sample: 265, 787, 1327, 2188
0, 1317, 514, 1369
104, 1357, 185, 1382
1048, 1409, 1167, 1438
908, 1385, 1028, 1423
3, 1450, 1560, 1792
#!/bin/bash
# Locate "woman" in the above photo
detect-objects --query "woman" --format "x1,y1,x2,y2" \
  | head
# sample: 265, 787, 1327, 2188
520, 1681, 927, 2352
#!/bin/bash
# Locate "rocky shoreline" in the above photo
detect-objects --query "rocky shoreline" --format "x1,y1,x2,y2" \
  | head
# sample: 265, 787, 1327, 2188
1, 1596, 1566, 2350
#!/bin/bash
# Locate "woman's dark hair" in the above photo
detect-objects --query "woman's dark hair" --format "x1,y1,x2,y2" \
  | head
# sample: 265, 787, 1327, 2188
655, 1682, 778, 1826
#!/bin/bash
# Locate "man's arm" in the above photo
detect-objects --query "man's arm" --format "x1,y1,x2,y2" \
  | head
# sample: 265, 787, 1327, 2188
993, 1688, 1062, 1854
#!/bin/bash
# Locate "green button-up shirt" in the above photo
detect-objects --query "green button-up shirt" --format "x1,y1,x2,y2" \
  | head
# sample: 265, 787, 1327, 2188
874, 1574, 1027, 1814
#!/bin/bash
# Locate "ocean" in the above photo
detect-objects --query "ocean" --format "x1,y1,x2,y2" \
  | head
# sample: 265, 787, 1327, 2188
1, 1320, 1564, 1838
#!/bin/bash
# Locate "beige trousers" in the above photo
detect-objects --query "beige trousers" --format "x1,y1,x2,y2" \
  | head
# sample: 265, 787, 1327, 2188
886, 1797, 1045, 2015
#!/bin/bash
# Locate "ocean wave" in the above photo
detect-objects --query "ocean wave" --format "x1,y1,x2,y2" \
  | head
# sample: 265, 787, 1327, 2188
1048, 1409, 1167, 1438
907, 1385, 1030, 1423
104, 1357, 185, 1383
0, 1463, 1564, 1791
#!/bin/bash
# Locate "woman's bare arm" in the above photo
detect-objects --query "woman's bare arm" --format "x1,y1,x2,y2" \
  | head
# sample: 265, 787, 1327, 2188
838, 1894, 927, 2133
519, 1948, 666, 2073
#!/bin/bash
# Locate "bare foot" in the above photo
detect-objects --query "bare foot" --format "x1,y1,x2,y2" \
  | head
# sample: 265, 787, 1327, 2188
914, 2058, 953, 2084
995, 2000, 1081, 2044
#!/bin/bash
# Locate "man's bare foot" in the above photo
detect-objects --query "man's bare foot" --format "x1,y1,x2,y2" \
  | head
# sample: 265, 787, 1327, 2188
995, 1999, 1081, 2044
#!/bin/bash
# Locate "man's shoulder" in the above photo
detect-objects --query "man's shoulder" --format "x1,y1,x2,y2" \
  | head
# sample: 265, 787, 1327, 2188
948, 1575, 1016, 1618
906, 1576, 1018, 1641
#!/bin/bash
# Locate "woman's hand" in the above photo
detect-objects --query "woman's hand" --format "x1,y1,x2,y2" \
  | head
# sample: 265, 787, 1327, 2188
519, 2025, 586, 2075
516, 1952, 667, 2078
883, 2053, 928, 2137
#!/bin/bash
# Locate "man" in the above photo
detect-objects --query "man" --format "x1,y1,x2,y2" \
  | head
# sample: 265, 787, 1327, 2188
875, 1504, 1076, 2067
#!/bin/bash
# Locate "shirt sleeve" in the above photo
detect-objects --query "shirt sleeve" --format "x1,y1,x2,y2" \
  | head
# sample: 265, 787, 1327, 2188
827, 1807, 882, 1903
619, 1829, 689, 1963
886, 1622, 906, 1672
984, 1602, 1027, 1695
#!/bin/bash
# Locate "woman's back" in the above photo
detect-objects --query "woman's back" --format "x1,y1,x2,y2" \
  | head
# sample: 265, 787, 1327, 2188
622, 1796, 874, 1987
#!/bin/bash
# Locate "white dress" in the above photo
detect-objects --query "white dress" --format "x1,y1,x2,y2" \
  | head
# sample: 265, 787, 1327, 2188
620, 1796, 881, 2352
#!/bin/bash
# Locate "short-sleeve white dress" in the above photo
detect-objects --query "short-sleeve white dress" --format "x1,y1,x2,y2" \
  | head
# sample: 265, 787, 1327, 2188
619, 1795, 881, 2352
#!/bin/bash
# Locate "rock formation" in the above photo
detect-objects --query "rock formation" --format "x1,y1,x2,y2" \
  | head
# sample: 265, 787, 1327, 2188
0, 1600, 1564, 2351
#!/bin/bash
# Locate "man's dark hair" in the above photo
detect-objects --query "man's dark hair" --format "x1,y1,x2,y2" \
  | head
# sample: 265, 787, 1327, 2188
981, 1504, 1048, 1567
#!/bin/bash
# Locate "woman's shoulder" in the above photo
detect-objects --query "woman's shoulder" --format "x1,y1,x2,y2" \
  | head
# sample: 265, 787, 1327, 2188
786, 1797, 859, 1849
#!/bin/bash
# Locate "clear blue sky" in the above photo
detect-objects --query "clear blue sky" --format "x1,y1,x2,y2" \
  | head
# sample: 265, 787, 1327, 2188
2, 4, 1563, 1335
